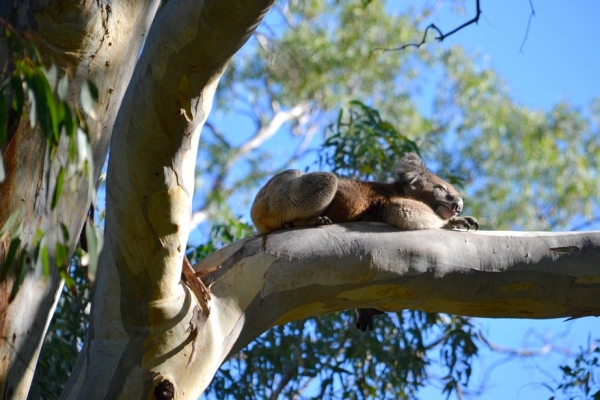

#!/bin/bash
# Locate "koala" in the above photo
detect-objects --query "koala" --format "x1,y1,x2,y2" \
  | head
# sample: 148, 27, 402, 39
250, 152, 478, 331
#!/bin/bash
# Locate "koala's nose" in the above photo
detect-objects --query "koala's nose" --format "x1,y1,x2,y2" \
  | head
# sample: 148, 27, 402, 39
451, 198, 463, 214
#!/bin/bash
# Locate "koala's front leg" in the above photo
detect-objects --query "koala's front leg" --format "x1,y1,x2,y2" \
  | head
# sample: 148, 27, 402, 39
444, 216, 479, 231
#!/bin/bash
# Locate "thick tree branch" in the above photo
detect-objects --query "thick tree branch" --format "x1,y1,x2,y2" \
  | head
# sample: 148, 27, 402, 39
185, 224, 600, 360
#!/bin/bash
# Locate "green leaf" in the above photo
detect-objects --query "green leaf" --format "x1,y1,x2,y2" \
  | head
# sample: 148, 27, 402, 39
0, 150, 5, 183
0, 210, 21, 240
9, 251, 29, 302
52, 167, 66, 210
40, 242, 50, 277
36, 72, 60, 142
3, 237, 21, 277
57, 74, 69, 101
81, 80, 98, 119
55, 242, 69, 268
85, 223, 103, 282
10, 76, 24, 117
60, 223, 70, 242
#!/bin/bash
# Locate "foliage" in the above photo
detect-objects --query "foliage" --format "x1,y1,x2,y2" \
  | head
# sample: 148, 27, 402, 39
196, 0, 438, 230
549, 342, 600, 400
208, 312, 478, 400
1, 28, 97, 190
25, 0, 600, 398
196, 1, 600, 398
432, 47, 600, 230
28, 255, 92, 400
319, 100, 419, 180
0, 26, 99, 296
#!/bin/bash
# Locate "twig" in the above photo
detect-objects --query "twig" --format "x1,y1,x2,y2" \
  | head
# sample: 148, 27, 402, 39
372, 0, 482, 53
269, 362, 298, 400
519, 0, 536, 53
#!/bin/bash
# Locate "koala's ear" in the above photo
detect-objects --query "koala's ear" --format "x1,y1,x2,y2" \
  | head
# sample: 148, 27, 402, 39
396, 152, 427, 185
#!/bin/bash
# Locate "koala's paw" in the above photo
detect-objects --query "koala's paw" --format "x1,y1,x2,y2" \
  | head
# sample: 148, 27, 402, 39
355, 308, 385, 333
317, 216, 333, 226
446, 216, 479, 231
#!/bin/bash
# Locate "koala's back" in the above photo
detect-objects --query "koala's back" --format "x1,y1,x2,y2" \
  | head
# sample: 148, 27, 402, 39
323, 180, 402, 223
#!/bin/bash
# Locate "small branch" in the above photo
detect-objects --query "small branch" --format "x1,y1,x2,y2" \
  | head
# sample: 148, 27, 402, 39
479, 333, 574, 357
269, 362, 298, 400
373, 0, 482, 53
519, 0, 536, 53
203, 121, 231, 148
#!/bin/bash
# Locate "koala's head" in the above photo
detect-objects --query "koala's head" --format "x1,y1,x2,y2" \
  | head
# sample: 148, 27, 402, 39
395, 152, 464, 220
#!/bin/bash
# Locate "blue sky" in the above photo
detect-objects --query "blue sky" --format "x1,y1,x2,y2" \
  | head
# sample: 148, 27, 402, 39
411, 1, 600, 398
426, 0, 600, 111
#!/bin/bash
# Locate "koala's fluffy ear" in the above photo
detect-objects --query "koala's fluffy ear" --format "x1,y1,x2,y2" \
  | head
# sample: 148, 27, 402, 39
396, 152, 427, 185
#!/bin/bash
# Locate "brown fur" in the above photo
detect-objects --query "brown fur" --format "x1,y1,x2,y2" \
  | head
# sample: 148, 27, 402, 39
251, 152, 477, 234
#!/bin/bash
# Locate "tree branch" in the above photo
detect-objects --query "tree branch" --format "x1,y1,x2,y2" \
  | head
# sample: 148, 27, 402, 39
185, 224, 600, 360
373, 0, 482, 53
519, 0, 536, 53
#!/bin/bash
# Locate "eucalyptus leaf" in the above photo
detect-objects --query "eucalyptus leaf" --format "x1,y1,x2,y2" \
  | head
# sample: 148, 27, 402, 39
0, 151, 5, 183
52, 167, 66, 210
3, 237, 21, 277
84, 222, 103, 283
57, 74, 69, 101
0, 210, 22, 240
80, 80, 98, 119
43, 64, 58, 91
10, 76, 24, 117
9, 251, 29, 301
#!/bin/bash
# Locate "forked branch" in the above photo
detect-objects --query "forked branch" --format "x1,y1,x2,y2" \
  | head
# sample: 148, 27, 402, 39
374, 0, 481, 53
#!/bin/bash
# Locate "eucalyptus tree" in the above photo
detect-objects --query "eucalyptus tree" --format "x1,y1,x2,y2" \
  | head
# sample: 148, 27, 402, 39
1, 0, 598, 399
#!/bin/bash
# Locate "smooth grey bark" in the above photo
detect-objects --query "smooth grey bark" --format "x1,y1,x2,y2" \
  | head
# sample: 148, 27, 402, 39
61, 0, 275, 398
0, 0, 160, 398
184, 223, 600, 358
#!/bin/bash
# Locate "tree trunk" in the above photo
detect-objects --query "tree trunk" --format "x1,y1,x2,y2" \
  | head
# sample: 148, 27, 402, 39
0, 0, 160, 397
60, 0, 275, 398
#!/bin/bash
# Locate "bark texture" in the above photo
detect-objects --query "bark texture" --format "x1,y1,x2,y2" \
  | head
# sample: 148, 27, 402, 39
0, 0, 160, 397
186, 224, 600, 358
61, 0, 275, 398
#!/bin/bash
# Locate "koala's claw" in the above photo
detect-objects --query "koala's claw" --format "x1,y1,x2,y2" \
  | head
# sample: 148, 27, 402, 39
318, 216, 333, 226
446, 216, 479, 231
